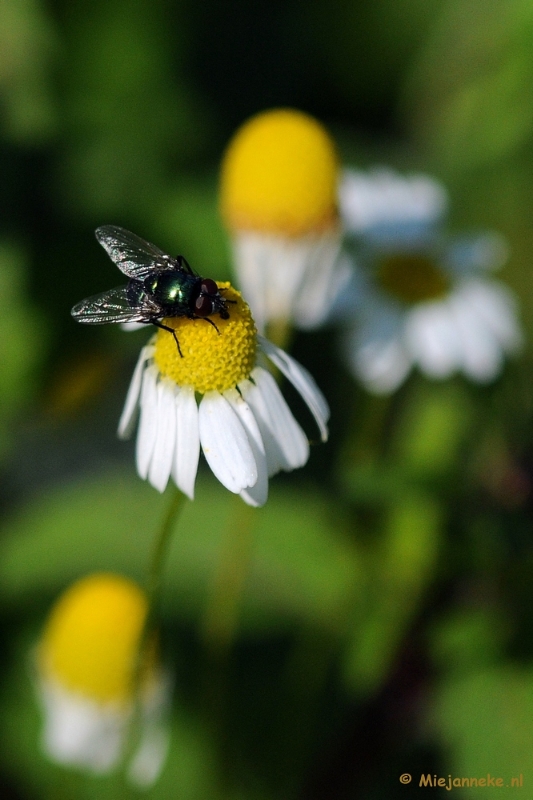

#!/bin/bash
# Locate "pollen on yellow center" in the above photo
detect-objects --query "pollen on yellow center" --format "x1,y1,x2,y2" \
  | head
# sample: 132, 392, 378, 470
39, 573, 148, 705
220, 108, 339, 237
154, 284, 257, 394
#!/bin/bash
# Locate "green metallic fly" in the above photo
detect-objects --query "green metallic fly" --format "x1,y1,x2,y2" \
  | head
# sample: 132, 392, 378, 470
71, 225, 232, 355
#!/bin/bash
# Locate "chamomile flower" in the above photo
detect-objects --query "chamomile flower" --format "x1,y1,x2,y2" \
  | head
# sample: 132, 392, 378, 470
36, 573, 171, 787
339, 168, 522, 394
220, 108, 350, 331
118, 284, 329, 506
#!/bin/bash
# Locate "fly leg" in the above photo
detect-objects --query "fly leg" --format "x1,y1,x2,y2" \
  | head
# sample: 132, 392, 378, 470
201, 316, 220, 334
152, 320, 183, 357
187, 311, 222, 335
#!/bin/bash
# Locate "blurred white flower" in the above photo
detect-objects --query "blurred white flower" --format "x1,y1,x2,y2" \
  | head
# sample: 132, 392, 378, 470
220, 108, 350, 332
339, 168, 522, 394
36, 573, 171, 788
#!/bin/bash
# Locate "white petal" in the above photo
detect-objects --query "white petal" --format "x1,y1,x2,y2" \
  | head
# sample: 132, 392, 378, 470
404, 301, 462, 378
346, 304, 412, 394
118, 345, 155, 439
172, 386, 200, 500
120, 321, 147, 332
39, 678, 126, 773
448, 289, 503, 381
136, 364, 159, 479
38, 670, 172, 788
242, 367, 309, 473
225, 387, 268, 507
238, 379, 284, 476
232, 232, 335, 330
271, 232, 349, 329
458, 279, 522, 352
128, 720, 170, 787
351, 330, 412, 394
263, 238, 309, 323
127, 670, 172, 788
231, 233, 269, 333
339, 167, 447, 232
198, 391, 257, 493
292, 233, 351, 329
148, 379, 177, 493
258, 336, 329, 441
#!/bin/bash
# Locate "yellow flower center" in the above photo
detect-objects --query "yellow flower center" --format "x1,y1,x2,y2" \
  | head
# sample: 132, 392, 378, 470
377, 253, 450, 303
39, 573, 149, 704
154, 284, 257, 394
220, 108, 339, 237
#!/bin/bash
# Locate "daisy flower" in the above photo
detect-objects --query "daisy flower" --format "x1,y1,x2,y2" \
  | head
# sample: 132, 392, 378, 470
36, 573, 171, 787
219, 108, 350, 332
118, 283, 329, 506
338, 167, 522, 394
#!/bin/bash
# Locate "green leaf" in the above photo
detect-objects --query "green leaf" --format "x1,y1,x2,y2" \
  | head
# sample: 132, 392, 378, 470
0, 469, 361, 634
433, 666, 533, 792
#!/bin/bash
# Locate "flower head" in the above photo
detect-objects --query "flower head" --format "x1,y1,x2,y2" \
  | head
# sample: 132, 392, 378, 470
36, 573, 170, 787
221, 108, 338, 236
119, 284, 329, 505
153, 285, 256, 393
339, 167, 522, 394
220, 108, 349, 331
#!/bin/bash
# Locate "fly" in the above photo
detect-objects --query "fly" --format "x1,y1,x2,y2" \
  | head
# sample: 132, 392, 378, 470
71, 225, 232, 356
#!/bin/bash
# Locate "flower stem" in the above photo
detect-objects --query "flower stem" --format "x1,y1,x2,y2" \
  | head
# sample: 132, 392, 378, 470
137, 484, 187, 690
201, 499, 256, 657
145, 485, 187, 626
118, 486, 186, 791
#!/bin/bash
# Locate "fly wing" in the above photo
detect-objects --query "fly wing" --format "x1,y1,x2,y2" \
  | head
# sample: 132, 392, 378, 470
71, 285, 147, 324
95, 225, 178, 280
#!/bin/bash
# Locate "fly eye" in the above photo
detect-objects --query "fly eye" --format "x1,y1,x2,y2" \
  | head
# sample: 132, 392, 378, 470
195, 294, 214, 316
201, 278, 218, 296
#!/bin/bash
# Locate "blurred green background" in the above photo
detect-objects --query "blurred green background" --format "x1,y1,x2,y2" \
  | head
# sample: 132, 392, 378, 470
2, 0, 533, 798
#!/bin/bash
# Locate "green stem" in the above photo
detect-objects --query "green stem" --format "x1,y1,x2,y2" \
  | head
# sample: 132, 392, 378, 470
201, 499, 256, 658
145, 485, 187, 629
118, 486, 187, 792
137, 485, 187, 683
